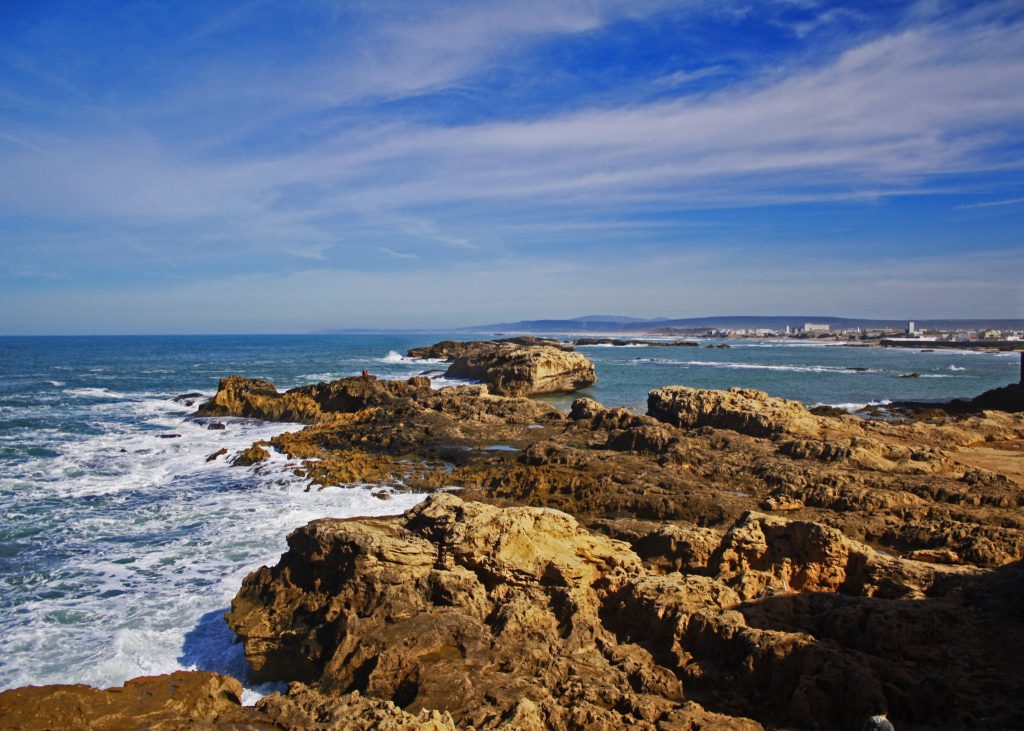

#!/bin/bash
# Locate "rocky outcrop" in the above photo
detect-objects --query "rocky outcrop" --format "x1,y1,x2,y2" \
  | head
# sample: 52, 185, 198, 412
227, 496, 1023, 730
648, 386, 823, 438
408, 337, 573, 359
446, 344, 596, 396
406, 339, 596, 396
0, 671, 267, 730
202, 375, 1024, 567
227, 494, 762, 729
196, 374, 435, 423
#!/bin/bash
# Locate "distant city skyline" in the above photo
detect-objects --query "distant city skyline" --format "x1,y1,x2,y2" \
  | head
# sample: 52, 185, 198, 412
1, 0, 1022, 334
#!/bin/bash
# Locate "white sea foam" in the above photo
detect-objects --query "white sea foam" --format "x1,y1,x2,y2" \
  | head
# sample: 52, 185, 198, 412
45, 380, 65, 387
630, 359, 883, 374
379, 350, 446, 365
0, 390, 425, 695
947, 365, 966, 371
576, 343, 648, 348
65, 387, 128, 399
817, 400, 893, 412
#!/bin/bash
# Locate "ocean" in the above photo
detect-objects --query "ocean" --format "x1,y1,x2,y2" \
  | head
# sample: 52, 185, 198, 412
0, 334, 1018, 698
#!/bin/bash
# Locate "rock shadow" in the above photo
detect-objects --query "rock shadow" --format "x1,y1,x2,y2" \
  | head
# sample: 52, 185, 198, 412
178, 607, 251, 682
724, 559, 1024, 731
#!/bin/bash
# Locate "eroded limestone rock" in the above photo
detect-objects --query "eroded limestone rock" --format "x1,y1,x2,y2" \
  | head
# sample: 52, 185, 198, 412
226, 495, 1022, 730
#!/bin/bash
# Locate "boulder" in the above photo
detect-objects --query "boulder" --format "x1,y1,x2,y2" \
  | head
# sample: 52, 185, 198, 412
232, 443, 270, 466
445, 343, 595, 396
648, 386, 822, 438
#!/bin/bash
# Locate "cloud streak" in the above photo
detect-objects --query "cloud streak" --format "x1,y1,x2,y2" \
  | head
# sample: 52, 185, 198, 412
0, 0, 1021, 330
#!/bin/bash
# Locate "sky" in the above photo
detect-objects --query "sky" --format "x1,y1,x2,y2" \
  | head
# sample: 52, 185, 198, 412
1, 0, 1022, 334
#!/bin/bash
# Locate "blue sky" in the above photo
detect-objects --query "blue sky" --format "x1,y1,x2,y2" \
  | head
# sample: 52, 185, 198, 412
1, 0, 1022, 333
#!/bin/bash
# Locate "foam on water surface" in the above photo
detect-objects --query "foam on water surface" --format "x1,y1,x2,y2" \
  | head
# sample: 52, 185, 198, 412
0, 387, 424, 695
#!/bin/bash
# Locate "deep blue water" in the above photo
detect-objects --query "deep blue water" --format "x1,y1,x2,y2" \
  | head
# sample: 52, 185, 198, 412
0, 333, 1018, 695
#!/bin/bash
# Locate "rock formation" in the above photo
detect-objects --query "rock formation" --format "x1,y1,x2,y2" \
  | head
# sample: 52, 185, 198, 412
8, 373, 1023, 730
226, 495, 1024, 730
227, 494, 763, 729
200, 376, 1024, 568
406, 339, 597, 396
0, 672, 266, 730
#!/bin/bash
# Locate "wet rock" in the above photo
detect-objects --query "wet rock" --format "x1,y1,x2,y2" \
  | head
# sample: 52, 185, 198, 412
158, 433, 181, 439
232, 443, 270, 466
206, 422, 226, 430
206, 447, 227, 462
171, 391, 204, 406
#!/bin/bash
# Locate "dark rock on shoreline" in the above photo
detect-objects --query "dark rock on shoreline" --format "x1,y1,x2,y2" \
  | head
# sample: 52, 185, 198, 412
887, 382, 1024, 417
171, 392, 204, 407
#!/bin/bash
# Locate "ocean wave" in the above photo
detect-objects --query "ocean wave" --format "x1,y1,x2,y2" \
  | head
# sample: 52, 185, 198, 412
379, 350, 446, 365
65, 387, 129, 399
947, 365, 966, 371
816, 400, 893, 412
0, 390, 425, 695
45, 380, 65, 387
628, 359, 883, 374
576, 343, 649, 348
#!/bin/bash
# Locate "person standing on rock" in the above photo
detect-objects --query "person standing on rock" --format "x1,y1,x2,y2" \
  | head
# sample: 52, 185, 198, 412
862, 708, 895, 731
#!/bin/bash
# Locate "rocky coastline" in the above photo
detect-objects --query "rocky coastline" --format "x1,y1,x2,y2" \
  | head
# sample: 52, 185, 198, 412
2, 339, 1023, 730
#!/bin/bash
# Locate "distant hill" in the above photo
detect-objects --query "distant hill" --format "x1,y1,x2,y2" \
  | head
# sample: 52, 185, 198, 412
462, 315, 1024, 334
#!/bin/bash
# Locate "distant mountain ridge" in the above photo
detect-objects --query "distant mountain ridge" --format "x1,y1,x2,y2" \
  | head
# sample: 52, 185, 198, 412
462, 315, 1024, 333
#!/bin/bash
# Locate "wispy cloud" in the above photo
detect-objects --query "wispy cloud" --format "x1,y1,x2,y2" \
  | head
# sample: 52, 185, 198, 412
956, 196, 1024, 209
0, 0, 1021, 330
378, 246, 418, 260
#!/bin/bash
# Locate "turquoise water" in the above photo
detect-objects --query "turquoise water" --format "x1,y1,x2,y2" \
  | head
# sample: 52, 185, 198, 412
0, 334, 1018, 696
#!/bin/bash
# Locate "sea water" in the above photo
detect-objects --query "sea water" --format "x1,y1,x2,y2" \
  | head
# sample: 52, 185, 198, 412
0, 334, 1018, 697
